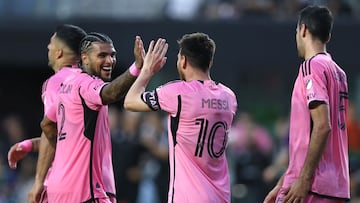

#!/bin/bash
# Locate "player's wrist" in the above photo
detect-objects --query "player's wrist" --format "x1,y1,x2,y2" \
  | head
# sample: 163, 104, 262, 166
129, 62, 141, 77
18, 139, 33, 152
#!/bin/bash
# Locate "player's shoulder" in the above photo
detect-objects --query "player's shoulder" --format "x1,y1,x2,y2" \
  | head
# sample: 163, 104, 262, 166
75, 71, 102, 85
162, 79, 184, 86
301, 53, 332, 77
45, 71, 65, 89
217, 82, 236, 97
157, 80, 184, 90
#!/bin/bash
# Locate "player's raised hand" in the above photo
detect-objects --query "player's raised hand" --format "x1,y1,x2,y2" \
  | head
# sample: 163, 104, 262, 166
134, 36, 145, 69
142, 38, 168, 75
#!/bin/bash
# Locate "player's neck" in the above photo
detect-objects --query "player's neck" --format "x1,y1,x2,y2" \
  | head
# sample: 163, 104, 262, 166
185, 69, 210, 82
304, 43, 326, 60
54, 59, 79, 72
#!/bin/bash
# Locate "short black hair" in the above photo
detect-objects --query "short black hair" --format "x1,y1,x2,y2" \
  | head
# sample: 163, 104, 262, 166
79, 32, 113, 54
298, 5, 333, 43
55, 24, 87, 55
177, 32, 216, 72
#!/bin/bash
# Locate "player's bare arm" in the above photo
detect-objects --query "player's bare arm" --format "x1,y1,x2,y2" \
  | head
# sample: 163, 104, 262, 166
124, 38, 168, 112
283, 101, 331, 203
101, 36, 145, 105
29, 116, 57, 203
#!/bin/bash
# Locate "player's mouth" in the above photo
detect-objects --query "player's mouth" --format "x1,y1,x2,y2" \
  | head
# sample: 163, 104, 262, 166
102, 66, 112, 72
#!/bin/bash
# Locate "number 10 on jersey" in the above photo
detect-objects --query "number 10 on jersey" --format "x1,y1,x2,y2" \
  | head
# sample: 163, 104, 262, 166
194, 118, 228, 158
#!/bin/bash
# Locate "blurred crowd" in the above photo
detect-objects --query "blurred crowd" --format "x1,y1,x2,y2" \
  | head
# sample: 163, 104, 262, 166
1, 0, 360, 21
1, 99, 359, 202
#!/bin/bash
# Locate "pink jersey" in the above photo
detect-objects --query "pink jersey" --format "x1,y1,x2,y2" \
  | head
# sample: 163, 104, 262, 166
142, 80, 237, 203
42, 66, 82, 115
45, 72, 116, 202
283, 53, 349, 199
40, 66, 83, 197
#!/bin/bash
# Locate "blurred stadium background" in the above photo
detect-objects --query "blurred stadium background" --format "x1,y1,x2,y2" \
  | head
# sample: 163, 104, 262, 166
0, 0, 360, 202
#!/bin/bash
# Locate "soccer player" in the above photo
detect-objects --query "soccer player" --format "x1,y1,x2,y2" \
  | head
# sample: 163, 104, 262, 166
7, 24, 86, 171
36, 33, 168, 203
8, 26, 144, 203
263, 5, 349, 203
8, 24, 86, 203
124, 32, 238, 203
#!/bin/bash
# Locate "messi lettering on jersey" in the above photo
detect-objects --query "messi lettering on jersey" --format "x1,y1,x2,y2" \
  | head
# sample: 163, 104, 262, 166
202, 98, 229, 110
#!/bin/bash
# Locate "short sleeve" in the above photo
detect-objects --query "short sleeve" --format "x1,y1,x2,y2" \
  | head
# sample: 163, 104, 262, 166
141, 81, 181, 115
155, 82, 181, 115
45, 100, 57, 122
302, 60, 329, 106
78, 75, 107, 110
42, 75, 62, 115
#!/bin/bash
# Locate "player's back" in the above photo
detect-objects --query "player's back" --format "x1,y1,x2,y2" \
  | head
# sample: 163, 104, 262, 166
42, 66, 82, 113
159, 80, 237, 203
46, 72, 113, 202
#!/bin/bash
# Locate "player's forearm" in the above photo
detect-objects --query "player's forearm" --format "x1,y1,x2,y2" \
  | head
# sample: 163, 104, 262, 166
35, 131, 56, 183
124, 69, 153, 111
29, 137, 41, 152
101, 70, 137, 104
299, 125, 330, 181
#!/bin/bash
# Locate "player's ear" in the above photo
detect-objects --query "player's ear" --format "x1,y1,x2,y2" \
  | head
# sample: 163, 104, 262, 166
181, 55, 187, 69
326, 33, 331, 43
81, 53, 89, 66
301, 24, 307, 38
56, 49, 63, 59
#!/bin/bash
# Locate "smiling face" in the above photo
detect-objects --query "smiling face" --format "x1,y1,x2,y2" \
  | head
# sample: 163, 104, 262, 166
81, 42, 117, 81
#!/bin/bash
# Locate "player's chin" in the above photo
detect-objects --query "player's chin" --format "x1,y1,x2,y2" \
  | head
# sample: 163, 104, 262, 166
101, 72, 112, 81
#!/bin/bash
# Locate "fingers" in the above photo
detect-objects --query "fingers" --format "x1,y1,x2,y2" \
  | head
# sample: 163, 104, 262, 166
8, 161, 17, 169
8, 145, 19, 169
154, 38, 165, 52
147, 40, 155, 54
136, 36, 144, 53
263, 191, 276, 203
161, 57, 167, 67
160, 43, 168, 58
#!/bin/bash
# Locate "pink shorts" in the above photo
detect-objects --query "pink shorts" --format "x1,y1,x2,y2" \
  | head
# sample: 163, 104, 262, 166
276, 188, 346, 203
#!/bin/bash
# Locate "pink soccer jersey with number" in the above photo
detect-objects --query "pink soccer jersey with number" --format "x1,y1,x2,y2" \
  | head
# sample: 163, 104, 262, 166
40, 66, 82, 193
42, 66, 82, 115
45, 72, 115, 202
282, 53, 350, 199
142, 80, 237, 203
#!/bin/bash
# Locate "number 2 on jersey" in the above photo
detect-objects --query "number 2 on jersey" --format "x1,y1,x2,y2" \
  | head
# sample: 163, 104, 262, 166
58, 103, 67, 141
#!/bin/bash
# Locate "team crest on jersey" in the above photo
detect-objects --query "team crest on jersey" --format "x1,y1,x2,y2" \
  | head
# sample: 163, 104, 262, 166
306, 79, 312, 90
